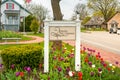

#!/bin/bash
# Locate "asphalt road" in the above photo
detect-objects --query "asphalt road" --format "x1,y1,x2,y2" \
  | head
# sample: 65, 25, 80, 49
81, 31, 120, 55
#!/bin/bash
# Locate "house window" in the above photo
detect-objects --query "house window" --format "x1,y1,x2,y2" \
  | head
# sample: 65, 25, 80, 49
7, 15, 18, 24
6, 3, 14, 9
8, 16, 13, 24
13, 16, 18, 24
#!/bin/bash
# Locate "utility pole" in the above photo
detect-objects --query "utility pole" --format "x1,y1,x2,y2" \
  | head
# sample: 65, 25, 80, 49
0, 0, 2, 31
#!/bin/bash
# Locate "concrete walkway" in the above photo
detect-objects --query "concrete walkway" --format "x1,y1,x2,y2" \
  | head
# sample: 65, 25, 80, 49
0, 35, 44, 45
0, 35, 120, 67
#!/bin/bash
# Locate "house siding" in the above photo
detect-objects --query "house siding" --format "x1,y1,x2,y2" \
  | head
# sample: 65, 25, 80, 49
107, 13, 120, 30
1, 0, 30, 31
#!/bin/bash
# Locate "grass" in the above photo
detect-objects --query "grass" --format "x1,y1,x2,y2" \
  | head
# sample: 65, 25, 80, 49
20, 36, 32, 41
0, 42, 72, 51
0, 42, 44, 50
0, 36, 33, 43
0, 31, 34, 43
81, 28, 107, 32
27, 32, 44, 37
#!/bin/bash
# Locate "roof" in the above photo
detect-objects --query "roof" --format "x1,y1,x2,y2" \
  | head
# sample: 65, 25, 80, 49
1, 0, 32, 14
107, 12, 120, 23
109, 20, 119, 24
84, 16, 105, 26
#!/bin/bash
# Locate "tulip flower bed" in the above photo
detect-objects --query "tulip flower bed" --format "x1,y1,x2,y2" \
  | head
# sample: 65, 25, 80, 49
0, 44, 120, 80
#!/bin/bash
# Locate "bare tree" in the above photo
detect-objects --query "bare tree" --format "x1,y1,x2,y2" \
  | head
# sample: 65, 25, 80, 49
26, 3, 48, 32
74, 3, 88, 20
87, 0, 119, 22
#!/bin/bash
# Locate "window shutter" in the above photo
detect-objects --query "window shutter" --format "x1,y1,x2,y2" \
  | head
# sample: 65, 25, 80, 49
12, 4, 14, 9
6, 3, 8, 9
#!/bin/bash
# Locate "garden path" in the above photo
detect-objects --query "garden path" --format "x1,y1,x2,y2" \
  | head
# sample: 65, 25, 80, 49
0, 35, 44, 44
0, 35, 120, 67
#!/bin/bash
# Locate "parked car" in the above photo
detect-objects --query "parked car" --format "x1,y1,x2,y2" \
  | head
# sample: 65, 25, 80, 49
109, 27, 113, 34
117, 28, 120, 35
113, 27, 117, 33
109, 27, 117, 34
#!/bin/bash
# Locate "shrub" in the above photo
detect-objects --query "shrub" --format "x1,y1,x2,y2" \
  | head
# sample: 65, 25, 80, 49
30, 19, 39, 34
19, 15, 36, 32
1, 45, 43, 69
0, 31, 22, 39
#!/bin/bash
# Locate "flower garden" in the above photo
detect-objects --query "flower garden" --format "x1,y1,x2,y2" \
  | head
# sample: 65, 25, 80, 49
0, 42, 120, 80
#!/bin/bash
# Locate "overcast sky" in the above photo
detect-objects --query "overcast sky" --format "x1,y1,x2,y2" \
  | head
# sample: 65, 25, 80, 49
15, 0, 87, 19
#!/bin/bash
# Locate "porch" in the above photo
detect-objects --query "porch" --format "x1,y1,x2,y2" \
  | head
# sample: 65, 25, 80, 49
3, 10, 20, 31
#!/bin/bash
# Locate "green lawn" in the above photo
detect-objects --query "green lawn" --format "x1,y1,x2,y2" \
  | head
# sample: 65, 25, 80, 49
0, 42, 73, 51
0, 36, 33, 43
27, 32, 44, 37
0, 42, 44, 50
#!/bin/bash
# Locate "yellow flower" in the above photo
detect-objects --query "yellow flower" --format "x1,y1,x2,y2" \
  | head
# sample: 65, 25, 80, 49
81, 54, 84, 56
112, 66, 116, 69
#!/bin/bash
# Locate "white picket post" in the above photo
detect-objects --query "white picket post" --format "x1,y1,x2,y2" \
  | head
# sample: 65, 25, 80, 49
44, 20, 49, 73
75, 15, 81, 71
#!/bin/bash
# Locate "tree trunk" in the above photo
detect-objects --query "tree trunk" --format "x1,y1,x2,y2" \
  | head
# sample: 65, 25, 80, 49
51, 0, 63, 20
51, 0, 63, 50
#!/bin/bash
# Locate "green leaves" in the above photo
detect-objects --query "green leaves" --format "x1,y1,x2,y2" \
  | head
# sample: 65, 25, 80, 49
30, 19, 39, 34
0, 31, 22, 39
1, 45, 42, 69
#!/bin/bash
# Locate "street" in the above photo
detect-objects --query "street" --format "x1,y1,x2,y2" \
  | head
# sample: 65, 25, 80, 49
81, 31, 120, 55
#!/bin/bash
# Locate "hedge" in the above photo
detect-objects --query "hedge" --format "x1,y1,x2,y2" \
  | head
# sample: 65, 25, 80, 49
1, 45, 43, 69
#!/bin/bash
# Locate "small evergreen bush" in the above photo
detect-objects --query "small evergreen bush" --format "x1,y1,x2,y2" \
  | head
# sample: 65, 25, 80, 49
1, 45, 43, 69
30, 19, 39, 34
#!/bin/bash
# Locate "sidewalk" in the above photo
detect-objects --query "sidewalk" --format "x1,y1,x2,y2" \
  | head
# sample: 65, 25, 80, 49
64, 41, 120, 67
0, 35, 44, 45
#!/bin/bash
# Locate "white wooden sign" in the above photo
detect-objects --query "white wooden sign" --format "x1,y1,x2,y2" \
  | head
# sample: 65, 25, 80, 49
44, 16, 81, 72
49, 26, 76, 40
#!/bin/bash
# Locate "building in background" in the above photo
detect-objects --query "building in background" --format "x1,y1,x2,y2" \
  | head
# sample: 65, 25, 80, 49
107, 12, 120, 32
84, 16, 106, 30
1, 0, 31, 31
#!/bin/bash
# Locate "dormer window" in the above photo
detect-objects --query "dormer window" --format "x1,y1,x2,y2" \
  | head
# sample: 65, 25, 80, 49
6, 3, 14, 10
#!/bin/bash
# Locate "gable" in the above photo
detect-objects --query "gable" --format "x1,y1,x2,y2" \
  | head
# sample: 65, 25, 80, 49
84, 16, 104, 26
107, 13, 120, 24
2, 0, 31, 14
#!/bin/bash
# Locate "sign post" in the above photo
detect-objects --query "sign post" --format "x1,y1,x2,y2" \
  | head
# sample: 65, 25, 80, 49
44, 16, 80, 72
44, 18, 49, 72
75, 16, 81, 71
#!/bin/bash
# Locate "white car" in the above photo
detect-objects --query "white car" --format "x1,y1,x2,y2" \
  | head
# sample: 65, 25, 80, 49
117, 28, 120, 35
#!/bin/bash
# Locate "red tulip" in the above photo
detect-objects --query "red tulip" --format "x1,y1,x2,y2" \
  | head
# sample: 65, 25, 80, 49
20, 72, 24, 77
103, 63, 107, 68
39, 64, 42, 69
78, 72, 82, 80
107, 67, 111, 71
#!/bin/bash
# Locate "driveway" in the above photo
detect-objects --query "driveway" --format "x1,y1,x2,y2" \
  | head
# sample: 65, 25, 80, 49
81, 31, 120, 55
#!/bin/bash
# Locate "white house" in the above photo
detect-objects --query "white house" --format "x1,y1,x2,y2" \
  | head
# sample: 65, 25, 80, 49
1, 0, 31, 31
